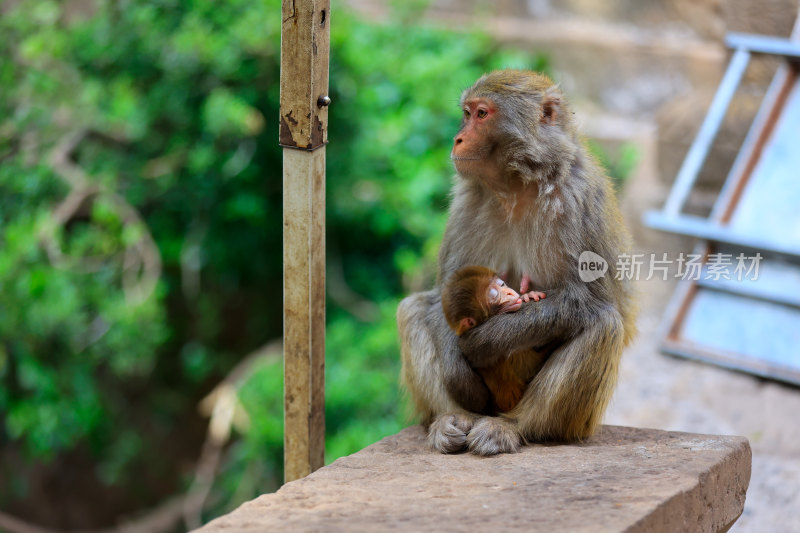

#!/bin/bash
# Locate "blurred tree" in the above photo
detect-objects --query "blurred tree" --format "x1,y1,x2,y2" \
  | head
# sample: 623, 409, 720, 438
0, 0, 556, 529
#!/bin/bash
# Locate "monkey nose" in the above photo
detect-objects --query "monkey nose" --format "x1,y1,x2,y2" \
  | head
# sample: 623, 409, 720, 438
454, 136, 463, 145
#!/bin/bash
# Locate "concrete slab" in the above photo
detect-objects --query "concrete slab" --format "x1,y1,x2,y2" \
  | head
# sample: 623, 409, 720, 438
196, 425, 750, 533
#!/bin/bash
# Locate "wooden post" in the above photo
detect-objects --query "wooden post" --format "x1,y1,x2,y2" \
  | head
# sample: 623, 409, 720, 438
280, 0, 330, 482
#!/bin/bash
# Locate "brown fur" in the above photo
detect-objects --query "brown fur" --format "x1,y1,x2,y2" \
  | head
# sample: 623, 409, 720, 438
479, 348, 547, 413
440, 266, 496, 334
397, 70, 637, 455
441, 265, 547, 413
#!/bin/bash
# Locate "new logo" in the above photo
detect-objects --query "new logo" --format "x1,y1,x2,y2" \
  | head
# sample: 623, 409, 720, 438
578, 251, 608, 282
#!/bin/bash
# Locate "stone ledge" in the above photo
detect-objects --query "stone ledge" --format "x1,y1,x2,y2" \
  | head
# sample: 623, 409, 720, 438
197, 425, 751, 532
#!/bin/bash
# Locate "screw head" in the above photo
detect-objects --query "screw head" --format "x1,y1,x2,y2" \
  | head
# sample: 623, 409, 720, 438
317, 95, 332, 107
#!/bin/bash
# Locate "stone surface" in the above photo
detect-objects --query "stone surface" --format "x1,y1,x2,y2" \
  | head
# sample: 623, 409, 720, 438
197, 425, 750, 533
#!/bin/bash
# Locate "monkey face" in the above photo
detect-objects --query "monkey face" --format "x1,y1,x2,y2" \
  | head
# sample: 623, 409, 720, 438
488, 276, 522, 314
454, 70, 573, 187
451, 98, 500, 181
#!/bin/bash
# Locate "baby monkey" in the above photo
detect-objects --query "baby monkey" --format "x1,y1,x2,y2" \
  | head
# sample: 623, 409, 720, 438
441, 266, 547, 413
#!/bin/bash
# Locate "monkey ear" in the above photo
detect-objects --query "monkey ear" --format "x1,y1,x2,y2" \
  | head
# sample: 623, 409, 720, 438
456, 317, 477, 335
541, 86, 561, 125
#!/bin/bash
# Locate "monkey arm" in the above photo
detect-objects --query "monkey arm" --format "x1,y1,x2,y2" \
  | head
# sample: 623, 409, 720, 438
443, 350, 493, 415
457, 286, 591, 368
419, 289, 493, 415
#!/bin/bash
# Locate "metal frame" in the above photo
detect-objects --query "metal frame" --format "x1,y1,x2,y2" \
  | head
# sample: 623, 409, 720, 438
652, 33, 800, 223
725, 33, 800, 59
644, 211, 800, 258
646, 30, 800, 386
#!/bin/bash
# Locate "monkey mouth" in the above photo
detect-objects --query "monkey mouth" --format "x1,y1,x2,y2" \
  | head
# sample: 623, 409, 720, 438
451, 155, 482, 161
500, 299, 523, 313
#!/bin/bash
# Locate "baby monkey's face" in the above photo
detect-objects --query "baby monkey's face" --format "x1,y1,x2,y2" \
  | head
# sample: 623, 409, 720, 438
487, 277, 523, 314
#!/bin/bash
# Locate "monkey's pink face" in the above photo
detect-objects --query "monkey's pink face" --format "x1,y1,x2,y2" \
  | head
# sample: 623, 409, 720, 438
451, 98, 498, 179
488, 276, 522, 314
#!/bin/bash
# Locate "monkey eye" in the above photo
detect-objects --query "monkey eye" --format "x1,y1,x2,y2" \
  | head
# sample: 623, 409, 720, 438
463, 108, 471, 119
476, 109, 488, 119
489, 287, 499, 300
496, 278, 505, 286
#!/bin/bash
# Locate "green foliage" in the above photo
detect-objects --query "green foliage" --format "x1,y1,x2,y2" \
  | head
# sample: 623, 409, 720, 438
0, 166, 167, 462
0, 0, 548, 526
324, 302, 407, 462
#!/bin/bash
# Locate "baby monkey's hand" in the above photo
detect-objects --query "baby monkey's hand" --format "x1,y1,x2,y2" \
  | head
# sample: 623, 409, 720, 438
520, 274, 546, 302
521, 290, 546, 303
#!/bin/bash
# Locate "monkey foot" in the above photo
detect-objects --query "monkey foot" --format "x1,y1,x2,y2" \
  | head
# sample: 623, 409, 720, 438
428, 413, 476, 454
466, 416, 522, 456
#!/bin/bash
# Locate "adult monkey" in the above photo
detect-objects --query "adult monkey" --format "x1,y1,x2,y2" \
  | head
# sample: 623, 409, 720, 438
397, 70, 637, 456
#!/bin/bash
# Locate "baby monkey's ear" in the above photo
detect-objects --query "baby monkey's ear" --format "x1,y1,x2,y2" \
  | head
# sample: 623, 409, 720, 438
456, 317, 477, 336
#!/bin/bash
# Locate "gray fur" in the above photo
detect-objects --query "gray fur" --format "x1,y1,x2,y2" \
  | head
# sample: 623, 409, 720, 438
398, 70, 636, 455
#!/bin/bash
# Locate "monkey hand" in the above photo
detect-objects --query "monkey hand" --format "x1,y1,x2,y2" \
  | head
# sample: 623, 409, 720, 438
519, 275, 545, 302
521, 290, 546, 303
458, 287, 570, 362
